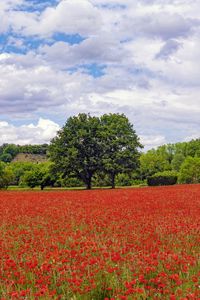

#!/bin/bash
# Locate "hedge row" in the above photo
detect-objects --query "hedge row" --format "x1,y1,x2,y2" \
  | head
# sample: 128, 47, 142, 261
147, 171, 178, 186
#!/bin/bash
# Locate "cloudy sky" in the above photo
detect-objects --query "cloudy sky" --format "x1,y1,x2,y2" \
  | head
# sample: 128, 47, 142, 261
0, 0, 199, 149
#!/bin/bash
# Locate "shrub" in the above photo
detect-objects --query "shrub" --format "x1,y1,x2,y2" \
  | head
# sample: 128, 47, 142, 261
116, 173, 133, 186
147, 171, 178, 186
62, 177, 84, 188
131, 179, 147, 186
92, 172, 110, 187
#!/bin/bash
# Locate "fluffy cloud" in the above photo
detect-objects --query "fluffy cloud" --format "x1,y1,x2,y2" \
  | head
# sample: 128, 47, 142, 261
0, 0, 199, 148
6, 0, 102, 37
0, 119, 60, 145
140, 135, 167, 150
122, 13, 197, 41
39, 35, 126, 68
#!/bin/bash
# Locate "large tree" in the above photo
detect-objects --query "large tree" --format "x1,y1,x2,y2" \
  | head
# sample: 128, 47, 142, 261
49, 113, 142, 189
49, 114, 102, 189
100, 113, 142, 188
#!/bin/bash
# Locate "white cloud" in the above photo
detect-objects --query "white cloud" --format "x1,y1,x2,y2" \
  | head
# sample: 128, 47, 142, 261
0, 0, 199, 148
38, 35, 128, 69
0, 118, 60, 145
7, 0, 102, 37
184, 132, 200, 142
140, 134, 167, 150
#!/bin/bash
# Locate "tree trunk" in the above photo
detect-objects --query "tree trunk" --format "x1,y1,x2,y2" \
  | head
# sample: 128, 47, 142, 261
111, 173, 116, 189
86, 174, 92, 190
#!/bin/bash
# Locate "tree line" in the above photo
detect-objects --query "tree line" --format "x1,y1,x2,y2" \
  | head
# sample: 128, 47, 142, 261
0, 143, 48, 163
0, 113, 200, 189
140, 140, 200, 184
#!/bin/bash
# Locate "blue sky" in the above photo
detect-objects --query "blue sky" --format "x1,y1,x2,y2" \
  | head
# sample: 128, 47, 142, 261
0, 0, 199, 149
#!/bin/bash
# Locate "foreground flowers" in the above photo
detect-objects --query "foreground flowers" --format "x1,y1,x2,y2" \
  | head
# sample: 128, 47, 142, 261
0, 185, 200, 299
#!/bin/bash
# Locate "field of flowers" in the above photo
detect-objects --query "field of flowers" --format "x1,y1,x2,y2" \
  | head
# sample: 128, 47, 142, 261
0, 185, 200, 299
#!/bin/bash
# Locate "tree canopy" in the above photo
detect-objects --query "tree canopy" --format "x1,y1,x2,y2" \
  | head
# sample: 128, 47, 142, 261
100, 114, 142, 188
49, 113, 142, 189
49, 114, 102, 189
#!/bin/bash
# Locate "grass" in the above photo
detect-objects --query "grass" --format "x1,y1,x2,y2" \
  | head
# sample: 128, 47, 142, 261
7, 185, 144, 191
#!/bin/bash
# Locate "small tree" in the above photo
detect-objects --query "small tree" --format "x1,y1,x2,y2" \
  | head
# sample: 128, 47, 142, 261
21, 169, 41, 189
0, 162, 14, 189
9, 162, 36, 185
20, 163, 55, 190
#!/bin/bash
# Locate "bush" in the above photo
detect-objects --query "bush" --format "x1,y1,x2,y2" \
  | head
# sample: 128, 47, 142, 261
9, 162, 36, 185
19, 162, 56, 190
116, 173, 133, 186
62, 177, 84, 188
92, 172, 110, 187
131, 179, 147, 186
20, 169, 41, 189
147, 171, 178, 186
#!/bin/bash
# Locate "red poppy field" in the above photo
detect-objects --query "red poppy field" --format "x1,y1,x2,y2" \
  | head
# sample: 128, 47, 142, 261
0, 185, 200, 300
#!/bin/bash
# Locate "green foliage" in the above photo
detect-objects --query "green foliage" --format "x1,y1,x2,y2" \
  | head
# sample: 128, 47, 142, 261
20, 162, 55, 190
0, 144, 19, 162
0, 122, 199, 189
9, 162, 36, 185
61, 177, 84, 188
0, 143, 48, 162
140, 139, 200, 179
0, 162, 14, 189
20, 169, 40, 189
49, 113, 102, 189
3, 144, 19, 157
131, 179, 147, 186
39, 162, 56, 189
140, 149, 171, 178
0, 153, 13, 163
156, 144, 175, 164
171, 153, 185, 171
147, 171, 178, 186
100, 113, 142, 188
92, 172, 111, 187
19, 144, 48, 155
170, 139, 200, 158
49, 113, 142, 189
93, 172, 145, 187
178, 157, 200, 184
115, 173, 133, 186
